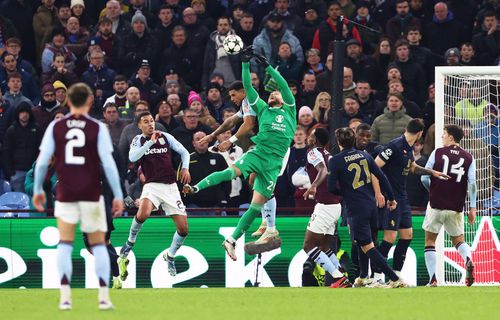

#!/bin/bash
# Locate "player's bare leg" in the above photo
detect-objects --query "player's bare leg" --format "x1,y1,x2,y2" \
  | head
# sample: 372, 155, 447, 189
224, 191, 267, 260
452, 234, 474, 286
119, 199, 153, 280
424, 231, 438, 286
163, 215, 188, 276
57, 219, 76, 310
88, 231, 113, 310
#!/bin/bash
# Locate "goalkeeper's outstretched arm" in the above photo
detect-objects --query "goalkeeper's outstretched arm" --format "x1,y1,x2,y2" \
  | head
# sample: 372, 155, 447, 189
242, 62, 260, 106
266, 65, 295, 107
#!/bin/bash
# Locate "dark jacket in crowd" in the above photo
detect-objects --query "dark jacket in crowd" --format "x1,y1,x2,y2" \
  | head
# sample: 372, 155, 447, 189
41, 67, 79, 87
385, 14, 421, 44
128, 75, 161, 105
2, 103, 42, 176
161, 42, 201, 90
409, 44, 435, 85
0, 68, 41, 105
395, 58, 426, 108
358, 95, 382, 125
171, 122, 213, 153
293, 17, 320, 52
117, 30, 158, 78
273, 53, 303, 82
344, 54, 382, 90
424, 12, 464, 57
472, 25, 500, 66
81, 64, 117, 99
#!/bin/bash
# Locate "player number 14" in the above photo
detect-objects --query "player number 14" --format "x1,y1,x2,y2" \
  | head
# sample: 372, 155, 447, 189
65, 128, 86, 165
441, 155, 465, 182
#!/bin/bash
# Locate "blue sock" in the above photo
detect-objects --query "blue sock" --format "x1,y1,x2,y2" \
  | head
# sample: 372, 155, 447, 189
424, 246, 436, 281
358, 244, 369, 278
128, 216, 143, 243
262, 197, 276, 228
325, 249, 341, 270
393, 239, 411, 271
93, 244, 110, 287
307, 247, 336, 277
57, 242, 73, 285
366, 247, 399, 282
168, 231, 186, 257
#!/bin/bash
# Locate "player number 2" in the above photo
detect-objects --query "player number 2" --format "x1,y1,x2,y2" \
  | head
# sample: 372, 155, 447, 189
348, 159, 371, 189
267, 180, 275, 191
65, 128, 86, 165
441, 155, 465, 182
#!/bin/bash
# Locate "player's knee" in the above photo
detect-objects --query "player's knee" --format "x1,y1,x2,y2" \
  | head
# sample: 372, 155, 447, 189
177, 226, 188, 237
384, 232, 397, 243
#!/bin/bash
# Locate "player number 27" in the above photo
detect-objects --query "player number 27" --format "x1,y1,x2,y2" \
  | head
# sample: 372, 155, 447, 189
348, 159, 371, 189
65, 128, 86, 165
441, 155, 465, 182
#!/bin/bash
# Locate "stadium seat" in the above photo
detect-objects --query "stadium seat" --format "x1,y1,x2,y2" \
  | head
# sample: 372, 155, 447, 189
0, 192, 30, 217
0, 180, 12, 196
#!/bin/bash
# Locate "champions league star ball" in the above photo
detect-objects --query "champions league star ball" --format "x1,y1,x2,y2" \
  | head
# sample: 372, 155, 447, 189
222, 35, 244, 55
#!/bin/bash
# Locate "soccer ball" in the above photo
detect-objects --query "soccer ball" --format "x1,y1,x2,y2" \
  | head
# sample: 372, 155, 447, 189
222, 35, 244, 55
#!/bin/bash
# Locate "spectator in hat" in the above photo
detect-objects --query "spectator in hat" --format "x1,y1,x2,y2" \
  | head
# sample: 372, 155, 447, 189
444, 47, 461, 66
386, 0, 421, 44
41, 27, 77, 73
423, 2, 464, 59
2, 72, 32, 110
354, 1, 383, 54
205, 82, 230, 123
128, 59, 160, 105
154, 5, 177, 57
161, 25, 200, 90
2, 101, 42, 192
32, 84, 67, 131
344, 38, 382, 91
71, 0, 91, 28
123, 0, 156, 29
82, 49, 117, 110
261, 0, 302, 32
187, 90, 219, 130
472, 11, 500, 66
252, 12, 304, 79
202, 16, 241, 90
295, 7, 321, 52
312, 1, 362, 62
118, 10, 158, 78
53, 80, 68, 108
41, 52, 79, 87
0, 52, 40, 105
94, 16, 119, 69
153, 79, 189, 112
192, 0, 216, 31
33, 0, 58, 64
105, 0, 132, 38
4, 38, 37, 80
297, 106, 317, 134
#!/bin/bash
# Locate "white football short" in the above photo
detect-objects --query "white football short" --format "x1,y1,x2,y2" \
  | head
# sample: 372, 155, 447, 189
140, 182, 186, 216
422, 207, 464, 237
307, 203, 342, 235
55, 196, 107, 233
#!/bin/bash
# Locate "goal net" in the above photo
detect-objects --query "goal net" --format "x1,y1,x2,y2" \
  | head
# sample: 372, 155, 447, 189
435, 67, 500, 286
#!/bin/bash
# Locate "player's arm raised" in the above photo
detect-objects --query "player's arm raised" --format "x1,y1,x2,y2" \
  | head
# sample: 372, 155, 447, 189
33, 122, 57, 211
97, 123, 124, 216
262, 58, 295, 107
164, 132, 191, 184
201, 113, 243, 145
241, 46, 263, 112
129, 135, 155, 162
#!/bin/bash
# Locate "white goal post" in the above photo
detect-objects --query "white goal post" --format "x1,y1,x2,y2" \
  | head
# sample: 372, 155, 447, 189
435, 67, 500, 286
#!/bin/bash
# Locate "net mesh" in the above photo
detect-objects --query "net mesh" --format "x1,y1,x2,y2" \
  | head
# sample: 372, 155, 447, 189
440, 74, 500, 285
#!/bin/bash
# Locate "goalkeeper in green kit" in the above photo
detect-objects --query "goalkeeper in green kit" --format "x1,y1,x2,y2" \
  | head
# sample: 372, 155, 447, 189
183, 46, 297, 260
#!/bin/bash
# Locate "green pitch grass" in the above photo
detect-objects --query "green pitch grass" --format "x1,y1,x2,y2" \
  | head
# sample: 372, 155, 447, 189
1, 287, 499, 320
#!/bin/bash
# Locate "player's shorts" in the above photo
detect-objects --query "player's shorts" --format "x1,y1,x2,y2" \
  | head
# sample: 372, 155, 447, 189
422, 207, 464, 237
140, 182, 186, 216
279, 148, 290, 176
348, 206, 377, 246
233, 148, 284, 199
382, 197, 412, 230
55, 196, 107, 233
347, 205, 379, 241
307, 203, 342, 235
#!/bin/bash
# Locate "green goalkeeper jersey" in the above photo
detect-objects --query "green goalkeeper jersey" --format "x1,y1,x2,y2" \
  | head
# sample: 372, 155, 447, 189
242, 62, 297, 157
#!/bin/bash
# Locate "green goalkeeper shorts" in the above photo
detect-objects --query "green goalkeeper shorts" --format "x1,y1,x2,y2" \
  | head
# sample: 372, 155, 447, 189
232, 148, 283, 199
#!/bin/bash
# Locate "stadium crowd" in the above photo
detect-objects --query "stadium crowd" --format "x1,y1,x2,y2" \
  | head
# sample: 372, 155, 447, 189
0, 0, 498, 215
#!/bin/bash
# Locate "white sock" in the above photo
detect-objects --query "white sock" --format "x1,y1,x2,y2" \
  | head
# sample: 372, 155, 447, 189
60, 284, 71, 303
325, 249, 341, 269
168, 231, 186, 257
373, 272, 383, 281
262, 197, 276, 228
227, 236, 236, 244
457, 242, 472, 262
98, 286, 110, 303
424, 247, 436, 280
307, 247, 337, 278
57, 242, 73, 286
93, 244, 110, 287
128, 217, 143, 243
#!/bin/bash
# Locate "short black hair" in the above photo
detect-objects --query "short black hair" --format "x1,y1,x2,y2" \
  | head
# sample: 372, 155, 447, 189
314, 127, 330, 146
356, 123, 371, 133
335, 127, 355, 148
406, 118, 425, 134
228, 80, 244, 91
114, 74, 127, 83
67, 83, 92, 108
136, 111, 152, 124
444, 124, 464, 143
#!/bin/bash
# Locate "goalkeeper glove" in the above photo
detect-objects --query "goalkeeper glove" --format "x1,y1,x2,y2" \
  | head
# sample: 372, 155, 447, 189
240, 46, 253, 63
